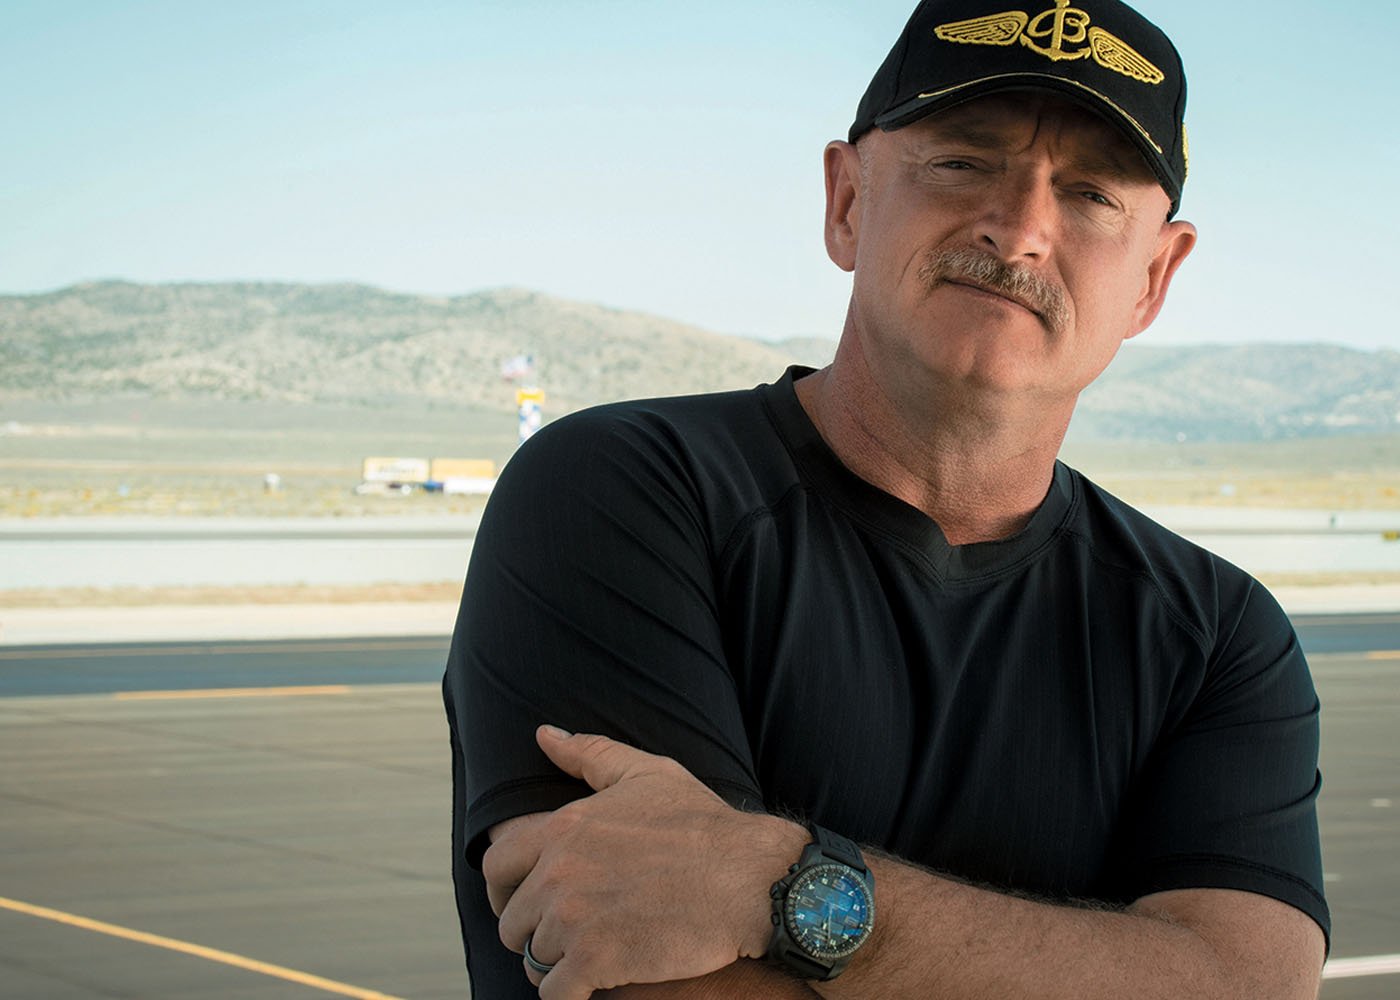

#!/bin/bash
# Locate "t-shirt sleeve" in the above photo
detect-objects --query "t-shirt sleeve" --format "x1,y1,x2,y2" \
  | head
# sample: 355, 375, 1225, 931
444, 406, 764, 871
1117, 576, 1330, 943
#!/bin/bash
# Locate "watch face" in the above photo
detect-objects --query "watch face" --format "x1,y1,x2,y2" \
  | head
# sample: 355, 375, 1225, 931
783, 863, 874, 960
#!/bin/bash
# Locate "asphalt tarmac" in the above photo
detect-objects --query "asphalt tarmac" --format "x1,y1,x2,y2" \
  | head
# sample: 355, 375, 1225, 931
0, 621, 1396, 998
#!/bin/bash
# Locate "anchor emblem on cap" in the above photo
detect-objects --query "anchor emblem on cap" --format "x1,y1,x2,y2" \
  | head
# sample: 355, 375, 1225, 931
935, 0, 1165, 84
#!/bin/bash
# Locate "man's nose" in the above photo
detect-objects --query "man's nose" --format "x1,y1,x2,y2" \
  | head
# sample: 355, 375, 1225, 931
974, 171, 1054, 263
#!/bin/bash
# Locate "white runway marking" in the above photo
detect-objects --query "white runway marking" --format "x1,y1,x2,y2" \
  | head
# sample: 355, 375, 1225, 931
1323, 953, 1400, 980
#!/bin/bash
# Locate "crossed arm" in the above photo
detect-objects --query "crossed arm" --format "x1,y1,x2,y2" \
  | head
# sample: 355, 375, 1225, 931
482, 727, 1325, 1000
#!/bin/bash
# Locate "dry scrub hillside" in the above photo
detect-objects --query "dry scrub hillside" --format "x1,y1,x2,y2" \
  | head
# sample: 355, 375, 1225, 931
3, 280, 1399, 443
0, 281, 832, 414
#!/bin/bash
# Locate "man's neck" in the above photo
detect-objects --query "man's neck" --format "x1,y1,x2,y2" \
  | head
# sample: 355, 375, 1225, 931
794, 345, 1072, 547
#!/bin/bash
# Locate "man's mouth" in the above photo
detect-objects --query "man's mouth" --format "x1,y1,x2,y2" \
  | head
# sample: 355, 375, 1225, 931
943, 278, 1040, 317
918, 248, 1069, 336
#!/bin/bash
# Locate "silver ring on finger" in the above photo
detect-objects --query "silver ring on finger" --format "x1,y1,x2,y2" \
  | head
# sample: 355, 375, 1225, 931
523, 934, 556, 975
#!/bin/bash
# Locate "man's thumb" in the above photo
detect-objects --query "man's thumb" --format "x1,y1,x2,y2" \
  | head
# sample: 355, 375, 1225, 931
536, 726, 649, 792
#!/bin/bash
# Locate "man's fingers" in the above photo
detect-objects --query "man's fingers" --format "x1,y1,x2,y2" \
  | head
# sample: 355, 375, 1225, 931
536, 725, 667, 792
484, 813, 551, 917
495, 872, 542, 955
536, 953, 593, 1000
486, 874, 513, 919
482, 834, 544, 920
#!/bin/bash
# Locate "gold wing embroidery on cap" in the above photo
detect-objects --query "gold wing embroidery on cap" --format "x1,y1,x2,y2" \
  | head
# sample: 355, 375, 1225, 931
1086, 26, 1164, 84
934, 11, 1030, 46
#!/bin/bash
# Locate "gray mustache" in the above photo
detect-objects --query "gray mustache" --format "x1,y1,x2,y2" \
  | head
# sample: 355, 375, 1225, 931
918, 248, 1069, 335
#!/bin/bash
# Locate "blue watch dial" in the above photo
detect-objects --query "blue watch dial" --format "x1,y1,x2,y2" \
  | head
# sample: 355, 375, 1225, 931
783, 863, 874, 960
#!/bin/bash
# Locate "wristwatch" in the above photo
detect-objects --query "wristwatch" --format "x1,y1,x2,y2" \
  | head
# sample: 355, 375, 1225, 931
767, 824, 875, 981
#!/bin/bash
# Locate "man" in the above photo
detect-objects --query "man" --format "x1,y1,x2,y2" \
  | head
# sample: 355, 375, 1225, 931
444, 1, 1329, 997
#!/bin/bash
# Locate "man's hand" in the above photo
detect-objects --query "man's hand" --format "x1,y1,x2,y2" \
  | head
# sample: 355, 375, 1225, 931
482, 726, 806, 1000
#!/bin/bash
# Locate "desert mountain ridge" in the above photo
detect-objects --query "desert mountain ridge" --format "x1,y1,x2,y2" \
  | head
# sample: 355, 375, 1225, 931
3, 279, 1397, 444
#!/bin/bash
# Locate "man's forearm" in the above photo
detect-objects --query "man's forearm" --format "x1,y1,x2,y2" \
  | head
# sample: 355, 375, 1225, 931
809, 854, 1323, 1000
484, 733, 1322, 999
604, 866, 1318, 1000
599, 960, 819, 999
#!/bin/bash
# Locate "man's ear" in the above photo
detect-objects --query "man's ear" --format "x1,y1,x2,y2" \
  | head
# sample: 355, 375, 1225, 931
824, 140, 863, 273
1128, 218, 1197, 338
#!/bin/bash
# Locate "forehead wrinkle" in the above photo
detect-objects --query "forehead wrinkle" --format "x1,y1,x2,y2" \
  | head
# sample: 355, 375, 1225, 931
904, 105, 1025, 152
915, 102, 1152, 183
1063, 148, 1150, 183
928, 120, 1013, 150
1035, 111, 1156, 184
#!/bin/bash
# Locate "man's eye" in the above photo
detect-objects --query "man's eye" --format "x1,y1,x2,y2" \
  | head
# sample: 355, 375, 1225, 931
1080, 189, 1113, 207
934, 159, 976, 170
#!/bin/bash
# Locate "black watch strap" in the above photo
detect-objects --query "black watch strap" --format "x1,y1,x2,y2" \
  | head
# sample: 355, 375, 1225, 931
809, 823, 866, 872
774, 945, 836, 981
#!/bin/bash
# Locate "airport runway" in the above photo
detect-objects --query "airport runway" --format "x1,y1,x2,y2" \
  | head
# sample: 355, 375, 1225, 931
3, 509, 1396, 590
0, 614, 1389, 698
0, 619, 1396, 998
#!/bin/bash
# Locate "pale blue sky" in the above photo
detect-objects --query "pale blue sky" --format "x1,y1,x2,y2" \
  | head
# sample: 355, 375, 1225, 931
2, 1, 1395, 348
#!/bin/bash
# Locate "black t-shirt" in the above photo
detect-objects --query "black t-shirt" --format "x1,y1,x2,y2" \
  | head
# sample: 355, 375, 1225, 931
443, 367, 1328, 996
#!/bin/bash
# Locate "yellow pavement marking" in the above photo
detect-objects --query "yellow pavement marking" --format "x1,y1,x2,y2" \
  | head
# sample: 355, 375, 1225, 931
0, 895, 409, 999
1364, 650, 1400, 661
113, 685, 351, 701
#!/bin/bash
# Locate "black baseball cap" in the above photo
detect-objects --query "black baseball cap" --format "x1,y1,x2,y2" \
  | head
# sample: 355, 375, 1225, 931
850, 0, 1188, 214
